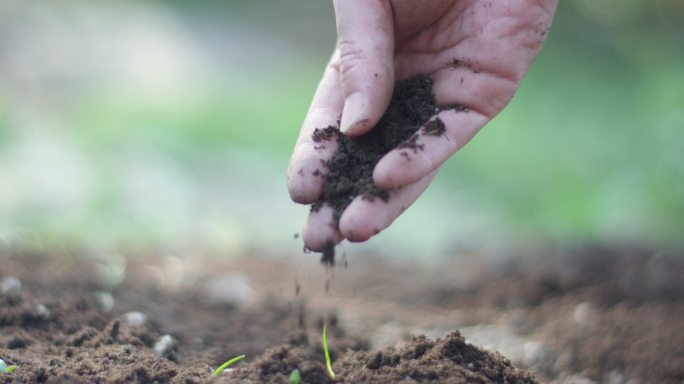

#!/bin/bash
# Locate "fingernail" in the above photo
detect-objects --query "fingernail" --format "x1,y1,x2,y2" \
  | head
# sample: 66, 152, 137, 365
340, 92, 367, 134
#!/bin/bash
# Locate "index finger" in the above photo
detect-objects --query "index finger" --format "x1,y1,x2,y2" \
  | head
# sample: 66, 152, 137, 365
287, 50, 344, 204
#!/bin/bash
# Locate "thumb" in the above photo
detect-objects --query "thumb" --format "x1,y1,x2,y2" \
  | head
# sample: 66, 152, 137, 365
333, 0, 395, 137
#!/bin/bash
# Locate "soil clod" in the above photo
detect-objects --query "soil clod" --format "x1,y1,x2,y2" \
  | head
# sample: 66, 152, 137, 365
423, 117, 446, 136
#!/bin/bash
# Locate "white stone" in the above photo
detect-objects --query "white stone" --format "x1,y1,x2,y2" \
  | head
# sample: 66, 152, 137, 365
123, 311, 147, 326
1, 276, 21, 294
573, 302, 596, 326
203, 273, 257, 308
154, 334, 177, 358
94, 291, 114, 312
605, 370, 625, 384
36, 304, 50, 319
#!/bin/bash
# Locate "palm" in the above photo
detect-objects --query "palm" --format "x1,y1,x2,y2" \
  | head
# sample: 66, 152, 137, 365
395, 0, 554, 119
289, 0, 557, 251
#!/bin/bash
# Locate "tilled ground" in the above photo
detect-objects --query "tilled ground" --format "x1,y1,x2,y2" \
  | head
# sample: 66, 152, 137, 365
1, 245, 682, 383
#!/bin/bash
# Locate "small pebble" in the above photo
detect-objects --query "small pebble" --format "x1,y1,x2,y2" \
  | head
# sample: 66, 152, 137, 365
605, 370, 625, 384
94, 291, 114, 313
36, 304, 51, 319
0, 359, 6, 372
123, 311, 147, 327
1, 276, 21, 294
573, 302, 596, 326
203, 273, 257, 308
154, 334, 178, 361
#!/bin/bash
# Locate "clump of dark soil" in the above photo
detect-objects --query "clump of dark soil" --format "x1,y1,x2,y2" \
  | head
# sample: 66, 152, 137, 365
311, 76, 464, 225
339, 332, 534, 384
232, 332, 536, 384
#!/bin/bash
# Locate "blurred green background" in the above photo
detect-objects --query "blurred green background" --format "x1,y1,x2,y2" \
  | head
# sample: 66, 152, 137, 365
1, 0, 682, 259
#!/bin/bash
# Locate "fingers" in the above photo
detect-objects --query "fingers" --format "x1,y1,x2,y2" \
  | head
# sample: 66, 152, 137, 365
333, 0, 395, 136
339, 170, 438, 242
287, 52, 344, 204
374, 108, 488, 189
302, 204, 343, 252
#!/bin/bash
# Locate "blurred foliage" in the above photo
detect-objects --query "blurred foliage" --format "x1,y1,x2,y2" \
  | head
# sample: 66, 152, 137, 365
0, 0, 682, 256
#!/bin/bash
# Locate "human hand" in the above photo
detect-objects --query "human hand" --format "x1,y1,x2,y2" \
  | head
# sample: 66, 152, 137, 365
288, 0, 558, 251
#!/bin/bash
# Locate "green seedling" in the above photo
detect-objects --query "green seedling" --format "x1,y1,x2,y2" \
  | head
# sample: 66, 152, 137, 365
322, 322, 336, 380
0, 359, 18, 374
212, 354, 246, 377
289, 368, 301, 384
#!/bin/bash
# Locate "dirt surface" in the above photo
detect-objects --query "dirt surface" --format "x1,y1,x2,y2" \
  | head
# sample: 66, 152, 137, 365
1, 245, 683, 383
310, 76, 464, 229
0, 251, 532, 384
232, 332, 535, 384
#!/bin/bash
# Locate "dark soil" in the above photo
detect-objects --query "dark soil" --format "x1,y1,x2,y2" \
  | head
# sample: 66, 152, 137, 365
310, 76, 464, 227
2, 246, 683, 383
0, 252, 535, 384
232, 332, 535, 384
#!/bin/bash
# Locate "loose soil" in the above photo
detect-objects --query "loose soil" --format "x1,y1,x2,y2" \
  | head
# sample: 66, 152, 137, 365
309, 76, 464, 265
310, 76, 464, 228
1, 245, 683, 383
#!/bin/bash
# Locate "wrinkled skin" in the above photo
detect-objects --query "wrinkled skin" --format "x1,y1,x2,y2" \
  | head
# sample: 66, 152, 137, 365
287, 0, 558, 251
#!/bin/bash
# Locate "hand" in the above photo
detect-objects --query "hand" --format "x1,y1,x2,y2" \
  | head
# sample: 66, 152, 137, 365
288, 0, 558, 251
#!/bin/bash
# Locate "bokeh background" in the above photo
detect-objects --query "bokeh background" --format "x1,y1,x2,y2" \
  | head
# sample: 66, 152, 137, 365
1, 0, 682, 260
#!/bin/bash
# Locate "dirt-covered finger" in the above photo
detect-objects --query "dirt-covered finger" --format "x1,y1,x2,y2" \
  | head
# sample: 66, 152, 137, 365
287, 53, 344, 204
373, 109, 487, 189
303, 204, 343, 252
339, 170, 438, 242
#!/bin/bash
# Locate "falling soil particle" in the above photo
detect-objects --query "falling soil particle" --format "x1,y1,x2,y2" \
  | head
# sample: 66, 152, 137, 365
321, 241, 336, 266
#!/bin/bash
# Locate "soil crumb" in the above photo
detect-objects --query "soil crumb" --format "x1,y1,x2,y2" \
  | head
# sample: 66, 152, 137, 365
423, 117, 446, 136
312, 126, 337, 143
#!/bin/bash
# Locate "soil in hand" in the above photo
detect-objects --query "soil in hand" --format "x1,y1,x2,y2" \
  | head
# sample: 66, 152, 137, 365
309, 75, 464, 264
311, 76, 463, 227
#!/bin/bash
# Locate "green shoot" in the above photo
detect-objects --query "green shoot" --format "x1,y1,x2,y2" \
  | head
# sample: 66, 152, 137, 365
289, 368, 301, 384
323, 322, 336, 380
212, 354, 246, 377
5, 366, 17, 374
